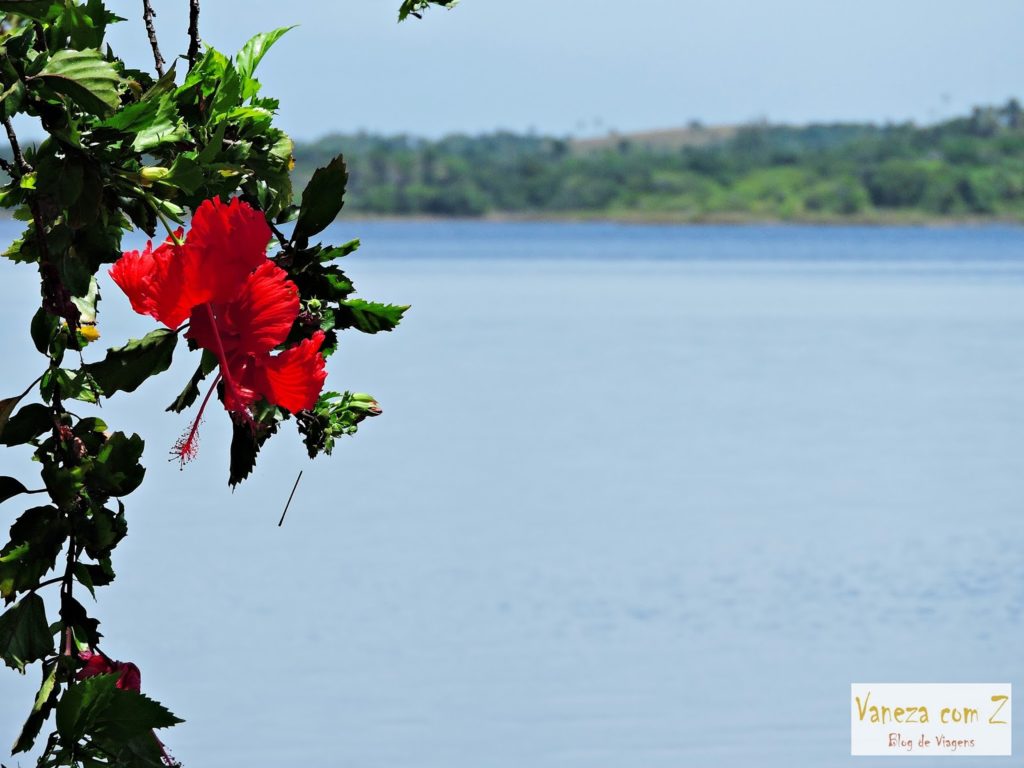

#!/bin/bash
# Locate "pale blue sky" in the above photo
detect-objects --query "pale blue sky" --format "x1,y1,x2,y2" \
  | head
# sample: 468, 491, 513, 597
104, 0, 1024, 139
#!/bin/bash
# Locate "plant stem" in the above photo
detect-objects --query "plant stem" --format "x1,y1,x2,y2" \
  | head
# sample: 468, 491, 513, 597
2, 115, 30, 174
187, 0, 201, 70
141, 0, 166, 76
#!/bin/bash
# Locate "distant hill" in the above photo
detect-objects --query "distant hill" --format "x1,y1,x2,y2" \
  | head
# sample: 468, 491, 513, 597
292, 101, 1024, 223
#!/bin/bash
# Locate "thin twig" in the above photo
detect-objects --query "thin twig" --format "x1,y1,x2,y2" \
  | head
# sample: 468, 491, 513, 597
187, 0, 201, 70
141, 0, 165, 76
2, 115, 30, 174
278, 471, 303, 527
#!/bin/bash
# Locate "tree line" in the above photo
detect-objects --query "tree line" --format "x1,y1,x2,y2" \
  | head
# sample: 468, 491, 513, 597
293, 100, 1024, 221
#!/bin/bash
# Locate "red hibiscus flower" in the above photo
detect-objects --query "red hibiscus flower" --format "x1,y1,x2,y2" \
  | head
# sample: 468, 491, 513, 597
76, 650, 176, 764
77, 650, 142, 692
109, 197, 328, 464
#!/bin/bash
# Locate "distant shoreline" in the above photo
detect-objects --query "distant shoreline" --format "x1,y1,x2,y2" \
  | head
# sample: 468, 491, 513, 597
2, 211, 1022, 228
340, 210, 1024, 228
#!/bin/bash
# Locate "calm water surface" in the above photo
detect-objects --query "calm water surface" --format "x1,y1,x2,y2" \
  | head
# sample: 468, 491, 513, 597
1, 221, 1023, 767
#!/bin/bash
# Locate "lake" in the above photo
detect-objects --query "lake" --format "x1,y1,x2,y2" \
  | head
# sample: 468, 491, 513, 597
1, 221, 1023, 767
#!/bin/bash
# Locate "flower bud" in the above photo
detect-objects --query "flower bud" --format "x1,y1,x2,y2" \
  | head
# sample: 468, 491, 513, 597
139, 166, 170, 185
350, 393, 382, 416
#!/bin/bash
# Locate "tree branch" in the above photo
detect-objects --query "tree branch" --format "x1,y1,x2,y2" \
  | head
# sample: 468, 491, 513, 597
187, 0, 201, 70
2, 114, 30, 174
141, 0, 165, 76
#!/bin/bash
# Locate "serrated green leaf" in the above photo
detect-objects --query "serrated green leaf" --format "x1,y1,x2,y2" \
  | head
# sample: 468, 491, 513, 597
33, 48, 123, 116
0, 594, 53, 673
56, 672, 115, 741
83, 328, 177, 397
335, 299, 408, 333
293, 155, 348, 242
229, 418, 279, 487
95, 686, 183, 736
319, 238, 361, 261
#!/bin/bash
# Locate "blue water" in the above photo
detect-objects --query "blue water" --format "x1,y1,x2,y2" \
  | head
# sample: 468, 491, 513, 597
1, 221, 1023, 767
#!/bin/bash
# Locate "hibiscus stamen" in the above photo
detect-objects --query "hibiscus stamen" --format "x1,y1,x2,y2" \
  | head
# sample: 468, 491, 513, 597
171, 373, 221, 467
201, 302, 247, 411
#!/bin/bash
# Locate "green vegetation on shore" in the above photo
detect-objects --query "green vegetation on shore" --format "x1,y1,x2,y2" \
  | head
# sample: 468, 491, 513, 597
294, 101, 1024, 223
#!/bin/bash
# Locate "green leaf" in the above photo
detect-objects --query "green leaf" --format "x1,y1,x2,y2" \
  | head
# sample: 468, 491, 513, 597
30, 308, 59, 355
99, 90, 188, 152
0, 393, 26, 438
83, 328, 178, 397
293, 155, 348, 242
92, 432, 145, 497
0, 1, 59, 20
320, 238, 361, 261
0, 594, 53, 673
56, 672, 115, 741
158, 153, 203, 195
32, 48, 123, 116
0, 506, 67, 601
0, 79, 25, 120
166, 350, 217, 413
94, 686, 183, 736
57, 673, 183, 744
235, 26, 294, 97
229, 418, 279, 487
0, 403, 52, 447
79, 503, 126, 560
11, 660, 58, 753
334, 299, 409, 334
0, 476, 29, 505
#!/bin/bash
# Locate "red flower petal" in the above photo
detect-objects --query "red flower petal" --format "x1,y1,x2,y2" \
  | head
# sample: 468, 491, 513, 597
115, 662, 142, 692
186, 261, 299, 360
247, 331, 328, 414
109, 231, 208, 329
186, 197, 271, 304
76, 651, 115, 679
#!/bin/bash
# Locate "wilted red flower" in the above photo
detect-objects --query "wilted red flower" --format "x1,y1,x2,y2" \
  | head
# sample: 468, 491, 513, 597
108, 197, 328, 464
77, 650, 142, 692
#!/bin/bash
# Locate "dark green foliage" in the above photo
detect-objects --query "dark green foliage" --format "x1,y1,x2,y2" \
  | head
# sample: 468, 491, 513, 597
0, 475, 29, 504
293, 100, 1024, 221
296, 391, 381, 458
335, 299, 408, 334
84, 329, 178, 396
398, 0, 459, 20
293, 155, 349, 243
0, 594, 53, 672
228, 414, 280, 487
